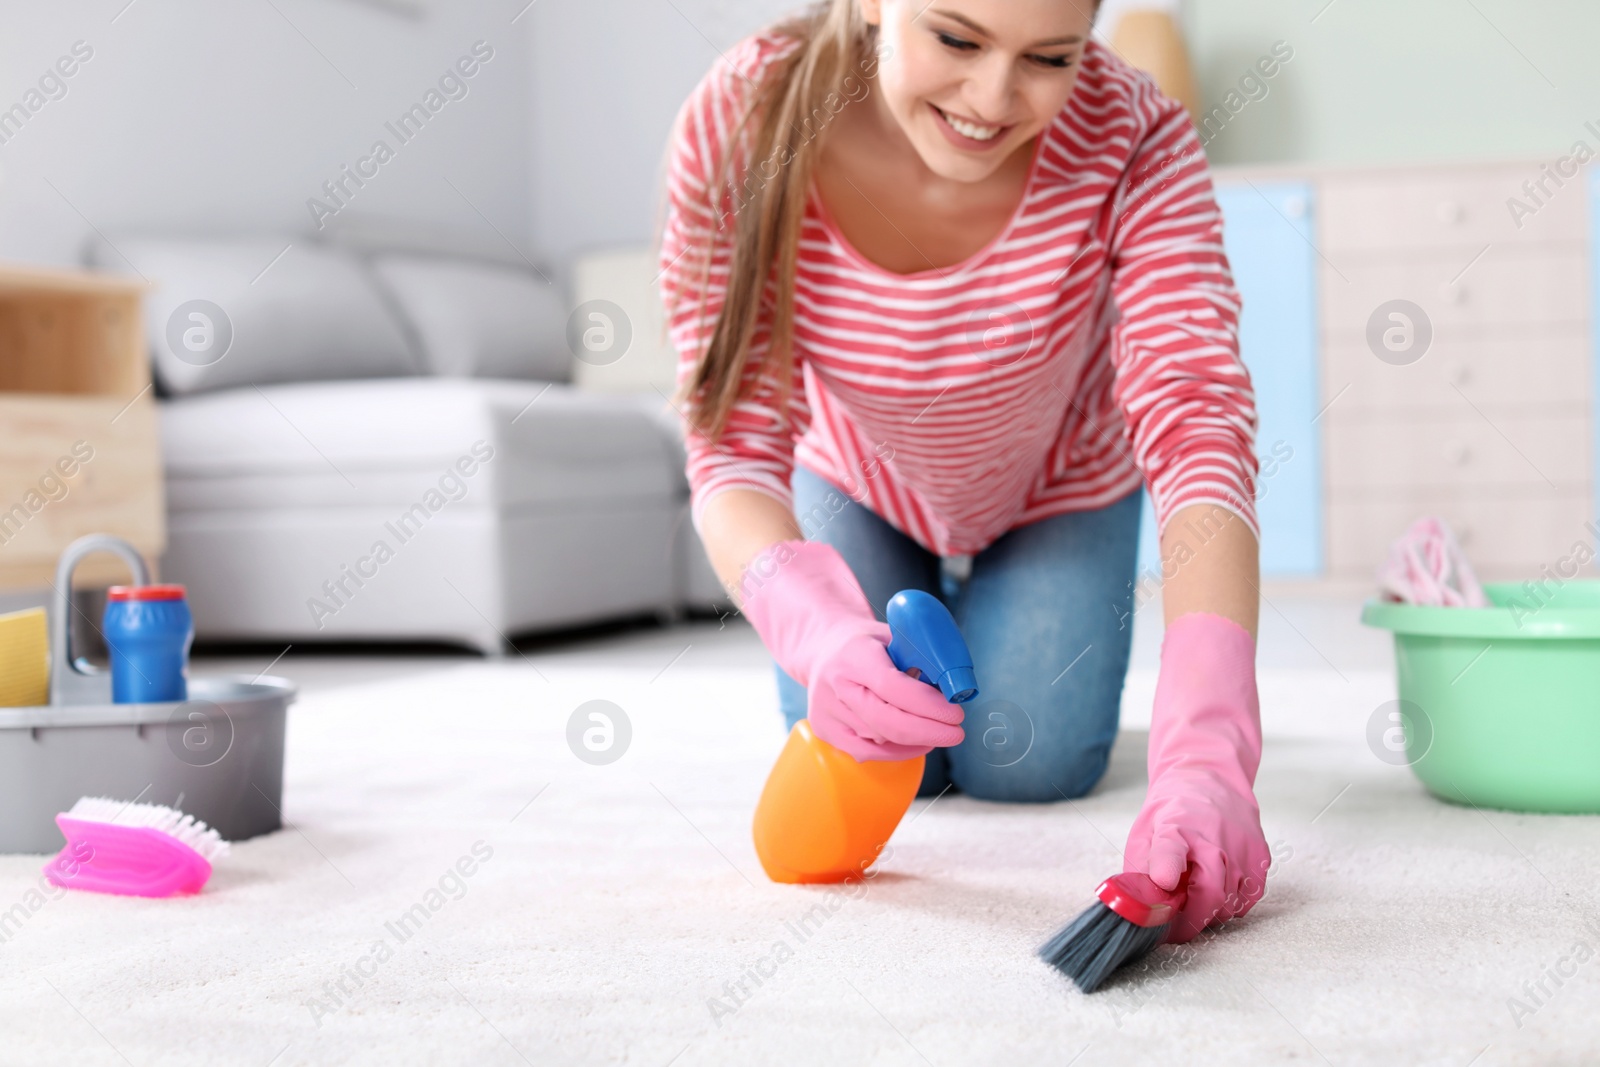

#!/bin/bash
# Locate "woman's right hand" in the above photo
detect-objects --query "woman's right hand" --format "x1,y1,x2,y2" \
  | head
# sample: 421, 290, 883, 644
739, 540, 965, 762
804, 622, 966, 761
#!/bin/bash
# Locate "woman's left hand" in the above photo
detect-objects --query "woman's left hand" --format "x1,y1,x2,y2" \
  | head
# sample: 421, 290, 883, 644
1123, 766, 1270, 944
1122, 611, 1271, 943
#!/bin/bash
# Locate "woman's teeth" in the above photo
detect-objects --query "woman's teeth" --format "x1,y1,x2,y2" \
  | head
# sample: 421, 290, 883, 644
940, 108, 1003, 142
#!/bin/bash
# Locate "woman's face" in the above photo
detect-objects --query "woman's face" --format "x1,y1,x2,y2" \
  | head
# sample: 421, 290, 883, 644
860, 0, 1094, 183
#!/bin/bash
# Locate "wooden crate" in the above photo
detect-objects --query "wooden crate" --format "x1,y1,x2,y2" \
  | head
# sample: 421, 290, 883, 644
0, 263, 164, 590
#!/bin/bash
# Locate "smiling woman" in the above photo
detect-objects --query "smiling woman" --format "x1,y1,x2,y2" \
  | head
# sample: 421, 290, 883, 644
865, 1, 1089, 170
673, 1, 1097, 431
658, 0, 1271, 951
816, 1, 1091, 273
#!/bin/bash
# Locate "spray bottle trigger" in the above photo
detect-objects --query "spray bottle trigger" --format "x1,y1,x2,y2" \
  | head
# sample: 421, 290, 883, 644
884, 589, 979, 704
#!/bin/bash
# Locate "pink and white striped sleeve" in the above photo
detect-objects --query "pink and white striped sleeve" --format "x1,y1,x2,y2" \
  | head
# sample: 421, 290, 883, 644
1107, 89, 1261, 542
658, 36, 809, 529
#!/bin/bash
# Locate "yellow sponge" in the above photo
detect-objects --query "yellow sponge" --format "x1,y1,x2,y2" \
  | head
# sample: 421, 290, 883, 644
0, 607, 49, 707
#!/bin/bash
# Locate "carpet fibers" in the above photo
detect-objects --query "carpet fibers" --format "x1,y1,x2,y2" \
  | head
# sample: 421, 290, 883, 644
1, 660, 1596, 1066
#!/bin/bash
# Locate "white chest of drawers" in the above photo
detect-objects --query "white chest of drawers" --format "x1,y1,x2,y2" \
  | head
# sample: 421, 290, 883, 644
1307, 161, 1590, 580
1118, 159, 1595, 584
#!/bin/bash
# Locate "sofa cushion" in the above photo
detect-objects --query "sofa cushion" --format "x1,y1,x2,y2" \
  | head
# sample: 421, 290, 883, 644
161, 379, 686, 513
370, 255, 571, 381
90, 238, 419, 395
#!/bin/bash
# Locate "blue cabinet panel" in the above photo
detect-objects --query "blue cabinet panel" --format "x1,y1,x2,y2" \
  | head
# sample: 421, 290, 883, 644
1135, 179, 1323, 579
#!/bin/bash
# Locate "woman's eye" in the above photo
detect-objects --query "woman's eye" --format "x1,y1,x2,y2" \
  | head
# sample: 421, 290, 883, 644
1031, 54, 1074, 69
936, 31, 979, 52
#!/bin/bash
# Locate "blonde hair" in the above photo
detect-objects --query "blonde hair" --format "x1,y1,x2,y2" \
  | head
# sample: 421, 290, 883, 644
674, 0, 877, 441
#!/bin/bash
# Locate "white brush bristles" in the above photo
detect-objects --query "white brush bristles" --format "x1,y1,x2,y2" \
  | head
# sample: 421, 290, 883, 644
66, 796, 230, 862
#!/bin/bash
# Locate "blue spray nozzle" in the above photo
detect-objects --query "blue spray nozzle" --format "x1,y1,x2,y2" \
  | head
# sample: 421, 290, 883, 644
885, 589, 979, 704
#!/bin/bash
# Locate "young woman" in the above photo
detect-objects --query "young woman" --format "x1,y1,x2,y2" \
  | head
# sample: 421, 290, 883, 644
658, 0, 1270, 942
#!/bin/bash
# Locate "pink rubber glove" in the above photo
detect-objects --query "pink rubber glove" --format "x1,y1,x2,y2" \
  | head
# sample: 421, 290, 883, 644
739, 540, 965, 762
1123, 611, 1271, 944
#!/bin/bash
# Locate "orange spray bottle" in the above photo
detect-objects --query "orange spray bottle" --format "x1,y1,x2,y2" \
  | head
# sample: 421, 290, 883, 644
752, 590, 979, 883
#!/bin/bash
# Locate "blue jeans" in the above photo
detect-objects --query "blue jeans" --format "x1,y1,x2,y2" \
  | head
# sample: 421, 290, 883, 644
777, 466, 1141, 802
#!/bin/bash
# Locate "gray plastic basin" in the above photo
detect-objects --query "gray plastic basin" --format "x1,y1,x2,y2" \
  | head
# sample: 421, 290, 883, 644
0, 675, 296, 854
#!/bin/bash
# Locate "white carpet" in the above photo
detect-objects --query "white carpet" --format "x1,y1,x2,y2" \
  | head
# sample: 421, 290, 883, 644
2, 658, 1597, 1066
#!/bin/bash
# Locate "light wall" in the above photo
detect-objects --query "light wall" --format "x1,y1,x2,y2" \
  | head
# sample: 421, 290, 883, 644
527, 0, 800, 272
0, 0, 535, 269
6, 1, 1598, 277
1185, 0, 1600, 167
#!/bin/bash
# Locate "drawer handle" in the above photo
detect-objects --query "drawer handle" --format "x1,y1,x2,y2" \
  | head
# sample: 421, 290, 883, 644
1448, 442, 1472, 466
1440, 283, 1468, 305
1437, 200, 1465, 224
1448, 363, 1472, 386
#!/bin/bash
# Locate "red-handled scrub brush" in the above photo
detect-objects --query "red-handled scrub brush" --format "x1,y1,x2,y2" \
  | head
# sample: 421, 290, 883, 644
1037, 872, 1186, 993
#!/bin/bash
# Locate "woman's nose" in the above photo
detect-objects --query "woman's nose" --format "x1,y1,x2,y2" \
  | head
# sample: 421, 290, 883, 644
964, 54, 1018, 120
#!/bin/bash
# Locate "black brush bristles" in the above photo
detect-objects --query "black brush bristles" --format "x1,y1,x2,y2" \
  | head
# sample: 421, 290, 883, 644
1037, 900, 1170, 993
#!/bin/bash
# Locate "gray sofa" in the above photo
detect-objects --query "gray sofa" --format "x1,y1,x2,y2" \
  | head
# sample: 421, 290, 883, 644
90, 234, 726, 654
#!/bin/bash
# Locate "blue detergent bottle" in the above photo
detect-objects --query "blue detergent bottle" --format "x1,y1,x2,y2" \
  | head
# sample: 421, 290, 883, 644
102, 584, 193, 703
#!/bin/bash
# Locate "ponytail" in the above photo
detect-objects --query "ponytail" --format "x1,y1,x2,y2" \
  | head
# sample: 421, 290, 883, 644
675, 0, 877, 441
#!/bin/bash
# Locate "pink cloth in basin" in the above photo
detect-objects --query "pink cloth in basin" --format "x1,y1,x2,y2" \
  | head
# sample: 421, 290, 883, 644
1377, 517, 1488, 608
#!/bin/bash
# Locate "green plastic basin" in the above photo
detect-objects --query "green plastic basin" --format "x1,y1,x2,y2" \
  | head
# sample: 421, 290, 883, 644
1361, 580, 1600, 814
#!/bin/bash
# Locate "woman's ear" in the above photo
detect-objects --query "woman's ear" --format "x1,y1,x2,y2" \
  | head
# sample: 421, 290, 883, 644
858, 0, 883, 28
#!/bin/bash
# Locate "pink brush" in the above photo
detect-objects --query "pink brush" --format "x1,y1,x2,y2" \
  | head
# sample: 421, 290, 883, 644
44, 797, 228, 898
1377, 517, 1489, 607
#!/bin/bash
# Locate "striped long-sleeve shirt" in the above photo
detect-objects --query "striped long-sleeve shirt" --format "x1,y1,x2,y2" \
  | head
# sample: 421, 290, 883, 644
659, 32, 1258, 558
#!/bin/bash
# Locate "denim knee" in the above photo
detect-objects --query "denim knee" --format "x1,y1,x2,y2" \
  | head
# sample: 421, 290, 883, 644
949, 738, 1112, 803
1041, 740, 1113, 800
944, 687, 1119, 802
